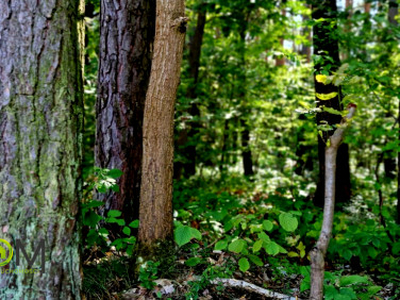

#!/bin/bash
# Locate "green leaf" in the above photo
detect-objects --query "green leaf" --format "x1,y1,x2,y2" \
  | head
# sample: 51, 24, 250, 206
108, 210, 122, 218
129, 220, 139, 228
83, 211, 102, 227
367, 286, 382, 295
258, 232, 270, 243
111, 184, 119, 192
174, 226, 199, 247
108, 169, 123, 178
253, 240, 263, 253
228, 239, 246, 253
248, 254, 263, 266
122, 226, 131, 236
262, 220, 273, 231
325, 285, 339, 300
98, 228, 109, 237
339, 275, 368, 287
341, 249, 353, 260
300, 279, 310, 292
392, 242, 400, 255
316, 92, 338, 100
368, 247, 378, 259
279, 213, 298, 232
339, 287, 357, 299
215, 240, 228, 251
238, 258, 250, 272
185, 257, 202, 267
190, 228, 202, 240
82, 200, 104, 209
264, 242, 280, 256
323, 106, 342, 116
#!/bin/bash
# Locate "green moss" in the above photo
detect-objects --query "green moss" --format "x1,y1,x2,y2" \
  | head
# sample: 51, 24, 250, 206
133, 239, 176, 277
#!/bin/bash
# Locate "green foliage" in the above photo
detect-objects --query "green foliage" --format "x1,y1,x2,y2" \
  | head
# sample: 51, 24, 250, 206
138, 261, 160, 290
82, 0, 400, 298
82, 168, 138, 256
174, 223, 202, 247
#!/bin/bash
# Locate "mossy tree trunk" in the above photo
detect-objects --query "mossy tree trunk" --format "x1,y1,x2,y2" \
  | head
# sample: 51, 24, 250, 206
0, 0, 84, 298
309, 0, 352, 207
138, 0, 187, 245
96, 0, 155, 224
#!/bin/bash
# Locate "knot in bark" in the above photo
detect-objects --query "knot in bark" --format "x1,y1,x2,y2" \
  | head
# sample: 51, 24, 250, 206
172, 17, 189, 33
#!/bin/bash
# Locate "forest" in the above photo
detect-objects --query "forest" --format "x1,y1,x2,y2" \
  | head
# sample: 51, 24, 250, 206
0, 0, 399, 299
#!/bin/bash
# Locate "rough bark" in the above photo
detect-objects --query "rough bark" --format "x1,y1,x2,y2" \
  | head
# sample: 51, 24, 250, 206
0, 0, 84, 298
175, 7, 206, 179
310, 0, 352, 206
96, 0, 155, 224
138, 0, 187, 244
310, 105, 356, 300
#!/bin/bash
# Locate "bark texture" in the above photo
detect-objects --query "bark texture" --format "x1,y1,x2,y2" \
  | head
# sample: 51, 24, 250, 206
96, 0, 155, 223
310, 105, 356, 300
0, 0, 84, 298
138, 0, 187, 244
310, 0, 351, 206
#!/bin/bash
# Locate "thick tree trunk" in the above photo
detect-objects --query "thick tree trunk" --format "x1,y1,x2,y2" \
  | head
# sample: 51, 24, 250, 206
175, 7, 206, 179
0, 0, 84, 298
310, 0, 352, 206
96, 0, 155, 224
138, 0, 187, 245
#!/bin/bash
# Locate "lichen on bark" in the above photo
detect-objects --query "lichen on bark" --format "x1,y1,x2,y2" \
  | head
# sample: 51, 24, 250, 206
0, 0, 84, 298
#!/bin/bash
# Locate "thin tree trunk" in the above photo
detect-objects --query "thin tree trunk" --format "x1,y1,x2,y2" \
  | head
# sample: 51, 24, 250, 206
310, 105, 356, 300
138, 0, 187, 245
96, 0, 155, 224
364, 2, 371, 14
239, 25, 254, 177
0, 0, 84, 297
310, 0, 352, 206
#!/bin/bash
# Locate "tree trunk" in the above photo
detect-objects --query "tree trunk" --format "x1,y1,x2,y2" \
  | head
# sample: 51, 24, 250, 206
96, 0, 155, 224
239, 25, 254, 177
310, 0, 352, 206
175, 6, 206, 179
0, 0, 84, 297
310, 105, 356, 300
138, 0, 187, 245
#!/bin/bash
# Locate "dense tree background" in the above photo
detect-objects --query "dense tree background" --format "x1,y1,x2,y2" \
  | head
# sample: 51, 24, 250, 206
45, 0, 400, 298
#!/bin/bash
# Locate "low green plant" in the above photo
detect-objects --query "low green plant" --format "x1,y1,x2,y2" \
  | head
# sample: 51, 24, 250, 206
138, 260, 160, 290
82, 167, 138, 255
300, 268, 382, 300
